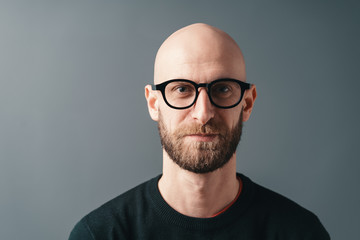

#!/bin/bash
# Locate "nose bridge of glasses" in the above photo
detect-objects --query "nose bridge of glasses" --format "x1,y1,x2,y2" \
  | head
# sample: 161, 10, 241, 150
194, 82, 210, 98
196, 83, 211, 95
197, 83, 210, 88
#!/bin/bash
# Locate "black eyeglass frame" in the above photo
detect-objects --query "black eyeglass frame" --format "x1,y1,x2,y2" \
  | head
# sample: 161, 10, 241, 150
151, 78, 252, 110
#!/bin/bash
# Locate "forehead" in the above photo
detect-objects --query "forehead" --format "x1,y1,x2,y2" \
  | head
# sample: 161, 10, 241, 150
155, 48, 245, 84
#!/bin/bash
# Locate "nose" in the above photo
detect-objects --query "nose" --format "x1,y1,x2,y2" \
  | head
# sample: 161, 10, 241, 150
190, 88, 215, 124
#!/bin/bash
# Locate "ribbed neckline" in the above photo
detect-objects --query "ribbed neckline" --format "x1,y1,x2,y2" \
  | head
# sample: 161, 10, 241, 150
147, 173, 255, 231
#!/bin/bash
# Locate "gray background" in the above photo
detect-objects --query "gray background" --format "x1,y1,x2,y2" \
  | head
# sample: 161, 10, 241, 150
1, 0, 359, 239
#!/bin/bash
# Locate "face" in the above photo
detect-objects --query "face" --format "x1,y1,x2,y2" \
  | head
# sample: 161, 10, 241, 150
158, 108, 243, 173
146, 24, 255, 174
154, 42, 247, 173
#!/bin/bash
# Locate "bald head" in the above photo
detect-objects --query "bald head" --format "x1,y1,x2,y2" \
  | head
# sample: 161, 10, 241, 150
154, 23, 246, 84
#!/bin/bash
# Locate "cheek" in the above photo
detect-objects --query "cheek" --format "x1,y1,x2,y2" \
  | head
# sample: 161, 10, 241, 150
171, 112, 191, 131
159, 106, 190, 132
218, 108, 242, 129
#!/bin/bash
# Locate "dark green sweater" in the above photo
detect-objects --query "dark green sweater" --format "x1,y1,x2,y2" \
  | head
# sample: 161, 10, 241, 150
69, 174, 330, 239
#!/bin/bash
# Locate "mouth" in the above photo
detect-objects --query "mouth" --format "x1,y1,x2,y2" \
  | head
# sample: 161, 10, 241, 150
185, 134, 219, 142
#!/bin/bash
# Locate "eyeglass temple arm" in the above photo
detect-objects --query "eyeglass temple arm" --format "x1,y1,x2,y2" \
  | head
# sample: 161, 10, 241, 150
151, 84, 158, 90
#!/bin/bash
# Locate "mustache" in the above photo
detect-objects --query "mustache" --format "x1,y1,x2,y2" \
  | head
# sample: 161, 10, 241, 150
174, 120, 226, 138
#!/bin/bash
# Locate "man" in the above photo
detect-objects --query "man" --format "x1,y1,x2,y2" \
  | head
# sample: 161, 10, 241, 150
69, 23, 330, 239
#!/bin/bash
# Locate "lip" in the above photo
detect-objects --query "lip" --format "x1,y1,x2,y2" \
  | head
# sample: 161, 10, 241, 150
186, 134, 218, 142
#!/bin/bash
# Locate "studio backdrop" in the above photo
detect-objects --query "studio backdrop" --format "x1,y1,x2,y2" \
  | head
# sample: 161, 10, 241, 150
0, 1, 359, 239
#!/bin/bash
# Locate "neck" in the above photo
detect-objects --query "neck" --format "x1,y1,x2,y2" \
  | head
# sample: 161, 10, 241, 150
158, 150, 239, 218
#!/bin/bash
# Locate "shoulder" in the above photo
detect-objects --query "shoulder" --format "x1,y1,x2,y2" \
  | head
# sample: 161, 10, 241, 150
69, 176, 159, 240
240, 174, 330, 239
87, 177, 152, 220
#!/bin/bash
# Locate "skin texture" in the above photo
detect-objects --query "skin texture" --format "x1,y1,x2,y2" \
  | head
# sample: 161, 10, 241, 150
145, 23, 257, 218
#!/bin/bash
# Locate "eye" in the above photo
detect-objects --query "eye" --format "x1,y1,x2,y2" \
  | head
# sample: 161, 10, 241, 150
213, 84, 232, 94
175, 85, 191, 93
217, 85, 230, 93
170, 83, 194, 95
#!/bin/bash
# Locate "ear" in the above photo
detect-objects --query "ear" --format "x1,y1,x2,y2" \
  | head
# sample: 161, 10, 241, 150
145, 85, 159, 121
242, 84, 257, 122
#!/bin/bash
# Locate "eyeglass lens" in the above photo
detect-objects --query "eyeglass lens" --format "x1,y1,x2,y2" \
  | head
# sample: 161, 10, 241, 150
164, 80, 242, 108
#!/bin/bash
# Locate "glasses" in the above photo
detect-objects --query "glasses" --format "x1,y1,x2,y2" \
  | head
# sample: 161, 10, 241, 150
151, 78, 251, 109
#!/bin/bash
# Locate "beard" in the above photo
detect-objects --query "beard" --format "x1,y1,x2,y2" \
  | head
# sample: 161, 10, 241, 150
157, 109, 243, 174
